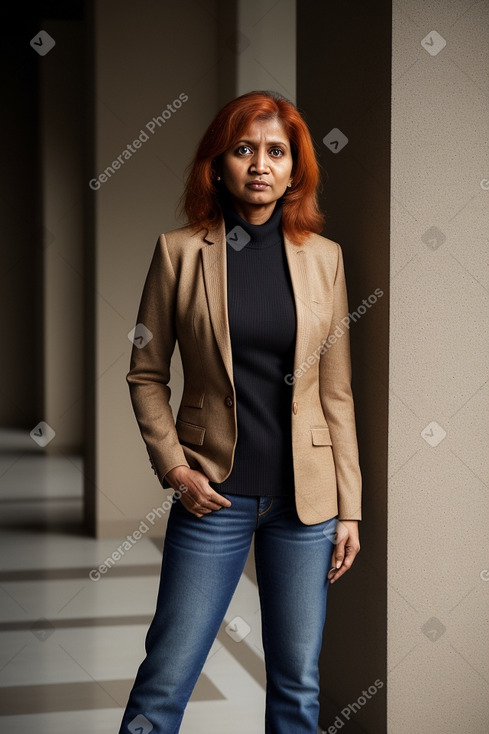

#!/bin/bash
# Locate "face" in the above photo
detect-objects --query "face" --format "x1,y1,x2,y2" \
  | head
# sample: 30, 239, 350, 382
218, 117, 294, 223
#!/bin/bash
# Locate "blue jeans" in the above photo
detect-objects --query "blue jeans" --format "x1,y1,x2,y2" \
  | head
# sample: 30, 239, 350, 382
118, 494, 337, 734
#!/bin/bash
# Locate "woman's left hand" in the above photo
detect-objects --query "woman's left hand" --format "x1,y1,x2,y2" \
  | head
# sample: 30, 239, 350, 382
327, 520, 360, 584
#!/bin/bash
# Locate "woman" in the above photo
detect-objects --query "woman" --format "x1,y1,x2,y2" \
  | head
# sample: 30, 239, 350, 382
119, 90, 362, 734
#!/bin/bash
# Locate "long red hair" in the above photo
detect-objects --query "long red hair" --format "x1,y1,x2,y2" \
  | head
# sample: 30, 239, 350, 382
178, 90, 325, 245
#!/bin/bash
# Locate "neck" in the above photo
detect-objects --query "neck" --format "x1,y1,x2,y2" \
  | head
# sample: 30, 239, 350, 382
220, 190, 283, 249
229, 198, 277, 225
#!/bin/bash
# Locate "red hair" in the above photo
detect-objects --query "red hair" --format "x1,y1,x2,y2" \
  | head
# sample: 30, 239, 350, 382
177, 90, 325, 245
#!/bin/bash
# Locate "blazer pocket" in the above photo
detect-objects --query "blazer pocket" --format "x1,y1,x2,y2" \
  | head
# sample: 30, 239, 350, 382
176, 418, 206, 446
311, 426, 332, 446
310, 298, 333, 312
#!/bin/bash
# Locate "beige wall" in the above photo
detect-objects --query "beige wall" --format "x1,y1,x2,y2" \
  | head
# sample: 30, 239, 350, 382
89, 0, 219, 536
235, 0, 296, 99
389, 1, 489, 731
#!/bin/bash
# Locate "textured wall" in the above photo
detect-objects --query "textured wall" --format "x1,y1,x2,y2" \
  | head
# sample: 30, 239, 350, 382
389, 1, 489, 731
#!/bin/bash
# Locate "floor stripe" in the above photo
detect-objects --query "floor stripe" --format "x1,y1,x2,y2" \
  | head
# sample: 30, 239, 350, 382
0, 614, 154, 633
0, 675, 225, 715
216, 626, 265, 690
0, 564, 161, 582
0, 497, 80, 504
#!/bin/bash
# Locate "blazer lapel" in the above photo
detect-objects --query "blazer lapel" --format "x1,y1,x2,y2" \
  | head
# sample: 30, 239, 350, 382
201, 219, 312, 390
283, 234, 312, 386
201, 220, 234, 385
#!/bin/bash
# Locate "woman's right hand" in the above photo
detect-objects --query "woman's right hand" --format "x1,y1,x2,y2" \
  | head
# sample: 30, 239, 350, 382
165, 465, 232, 518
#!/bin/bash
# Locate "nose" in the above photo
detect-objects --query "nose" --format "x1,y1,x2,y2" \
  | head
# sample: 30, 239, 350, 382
250, 147, 268, 174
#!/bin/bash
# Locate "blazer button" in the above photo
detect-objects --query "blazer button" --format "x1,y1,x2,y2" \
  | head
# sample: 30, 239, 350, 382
225, 396, 234, 407
292, 401, 298, 414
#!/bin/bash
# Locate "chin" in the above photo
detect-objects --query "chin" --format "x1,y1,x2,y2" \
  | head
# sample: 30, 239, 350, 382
243, 191, 275, 204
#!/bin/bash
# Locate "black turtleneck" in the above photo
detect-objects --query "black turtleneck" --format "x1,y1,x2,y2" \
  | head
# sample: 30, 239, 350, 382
208, 190, 297, 497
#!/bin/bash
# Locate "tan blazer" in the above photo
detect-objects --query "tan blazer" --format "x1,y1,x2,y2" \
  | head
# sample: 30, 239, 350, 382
126, 218, 362, 525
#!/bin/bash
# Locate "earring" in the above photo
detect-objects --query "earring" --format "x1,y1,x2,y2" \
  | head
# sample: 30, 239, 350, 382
216, 175, 221, 181
287, 180, 292, 187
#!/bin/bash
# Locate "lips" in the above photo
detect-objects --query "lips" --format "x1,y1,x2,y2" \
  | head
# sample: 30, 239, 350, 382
246, 181, 269, 189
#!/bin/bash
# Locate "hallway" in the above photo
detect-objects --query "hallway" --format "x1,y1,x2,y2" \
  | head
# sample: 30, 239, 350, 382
2, 0, 488, 730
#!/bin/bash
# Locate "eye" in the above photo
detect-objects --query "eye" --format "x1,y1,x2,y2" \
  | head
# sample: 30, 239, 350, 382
270, 148, 284, 157
236, 144, 253, 155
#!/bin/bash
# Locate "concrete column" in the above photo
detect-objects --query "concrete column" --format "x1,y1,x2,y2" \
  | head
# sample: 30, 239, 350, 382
87, 0, 221, 536
235, 0, 296, 100
388, 2, 489, 731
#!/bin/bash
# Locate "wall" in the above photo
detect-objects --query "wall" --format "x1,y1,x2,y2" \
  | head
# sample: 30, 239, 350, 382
87, 0, 221, 536
0, 14, 42, 429
40, 20, 85, 453
388, 1, 489, 731
235, 0, 295, 99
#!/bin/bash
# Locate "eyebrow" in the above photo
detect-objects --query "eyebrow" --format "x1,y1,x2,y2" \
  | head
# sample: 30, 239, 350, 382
235, 139, 289, 149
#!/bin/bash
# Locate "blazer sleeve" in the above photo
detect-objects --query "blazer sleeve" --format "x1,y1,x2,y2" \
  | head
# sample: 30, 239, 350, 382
126, 233, 190, 485
318, 242, 362, 520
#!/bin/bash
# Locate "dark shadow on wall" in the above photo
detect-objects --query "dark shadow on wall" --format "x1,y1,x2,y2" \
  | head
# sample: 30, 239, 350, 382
0, 7, 44, 429
297, 2, 391, 733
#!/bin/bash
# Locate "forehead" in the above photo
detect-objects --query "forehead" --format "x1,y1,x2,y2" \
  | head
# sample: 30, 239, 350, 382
237, 116, 289, 143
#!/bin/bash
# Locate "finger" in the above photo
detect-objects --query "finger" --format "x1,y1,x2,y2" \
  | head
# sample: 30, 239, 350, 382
328, 546, 360, 584
200, 498, 228, 510
328, 557, 350, 583
205, 490, 232, 508
197, 497, 229, 511
329, 566, 347, 583
179, 495, 206, 515
330, 547, 336, 569
333, 539, 346, 569
183, 497, 224, 515
187, 480, 232, 507
180, 487, 231, 515
329, 554, 355, 582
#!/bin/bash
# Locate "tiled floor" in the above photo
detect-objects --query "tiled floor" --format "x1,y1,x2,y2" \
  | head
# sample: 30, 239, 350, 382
0, 429, 269, 733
